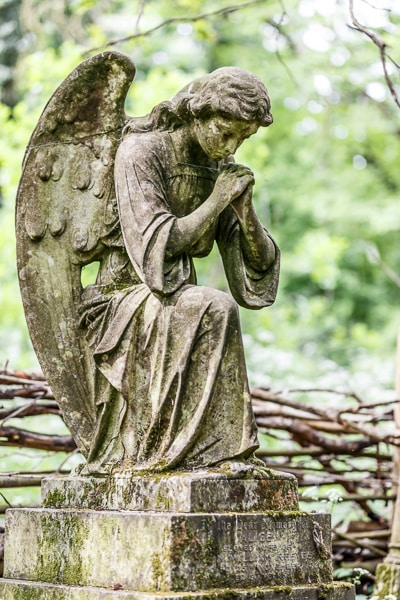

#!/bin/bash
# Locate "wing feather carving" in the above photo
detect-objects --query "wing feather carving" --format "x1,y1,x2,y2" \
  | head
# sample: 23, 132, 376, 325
16, 51, 135, 455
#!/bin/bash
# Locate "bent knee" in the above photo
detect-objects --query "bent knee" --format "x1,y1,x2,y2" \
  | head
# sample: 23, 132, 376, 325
179, 285, 238, 319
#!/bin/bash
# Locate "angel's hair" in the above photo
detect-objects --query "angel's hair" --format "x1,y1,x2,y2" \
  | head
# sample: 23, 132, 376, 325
123, 67, 272, 136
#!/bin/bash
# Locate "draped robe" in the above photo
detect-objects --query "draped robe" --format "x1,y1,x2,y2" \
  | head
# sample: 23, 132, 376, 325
79, 129, 280, 474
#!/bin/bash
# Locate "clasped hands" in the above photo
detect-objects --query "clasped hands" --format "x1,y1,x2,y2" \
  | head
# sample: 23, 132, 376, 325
213, 163, 255, 220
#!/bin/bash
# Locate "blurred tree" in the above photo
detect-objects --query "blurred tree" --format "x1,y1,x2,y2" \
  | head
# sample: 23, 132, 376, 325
0, 0, 24, 107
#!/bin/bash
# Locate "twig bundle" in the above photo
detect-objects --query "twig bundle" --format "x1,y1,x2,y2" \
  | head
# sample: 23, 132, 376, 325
1, 368, 397, 575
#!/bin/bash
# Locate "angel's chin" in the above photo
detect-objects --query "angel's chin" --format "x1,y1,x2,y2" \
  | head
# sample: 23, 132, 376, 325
208, 151, 228, 161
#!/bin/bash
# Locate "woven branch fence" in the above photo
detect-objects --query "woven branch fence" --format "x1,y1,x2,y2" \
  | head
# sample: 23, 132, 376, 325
1, 367, 398, 590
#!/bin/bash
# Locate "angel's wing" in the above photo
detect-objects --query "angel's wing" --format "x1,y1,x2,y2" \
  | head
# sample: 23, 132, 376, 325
16, 51, 136, 456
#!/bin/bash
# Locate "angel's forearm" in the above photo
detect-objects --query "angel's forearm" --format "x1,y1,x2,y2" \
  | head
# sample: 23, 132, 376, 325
235, 204, 276, 271
165, 193, 225, 258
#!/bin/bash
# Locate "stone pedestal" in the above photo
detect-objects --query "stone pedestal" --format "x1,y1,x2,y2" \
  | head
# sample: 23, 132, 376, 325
0, 470, 354, 600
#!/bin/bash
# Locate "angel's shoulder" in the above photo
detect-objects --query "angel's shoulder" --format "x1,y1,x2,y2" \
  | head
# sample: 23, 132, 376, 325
117, 130, 173, 162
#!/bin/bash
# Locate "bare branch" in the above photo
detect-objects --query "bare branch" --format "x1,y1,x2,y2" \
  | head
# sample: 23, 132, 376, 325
135, 0, 146, 33
0, 492, 12, 508
0, 426, 76, 452
0, 373, 47, 385
257, 416, 377, 452
0, 399, 38, 426
0, 504, 39, 514
348, 0, 400, 110
86, 0, 269, 55
360, 0, 391, 13
256, 447, 392, 459
0, 474, 47, 488
333, 528, 387, 557
0, 402, 61, 422
0, 385, 53, 400
265, 15, 299, 87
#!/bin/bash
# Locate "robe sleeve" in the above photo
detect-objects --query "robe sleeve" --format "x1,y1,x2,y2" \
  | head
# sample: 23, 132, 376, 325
114, 133, 192, 296
216, 205, 280, 309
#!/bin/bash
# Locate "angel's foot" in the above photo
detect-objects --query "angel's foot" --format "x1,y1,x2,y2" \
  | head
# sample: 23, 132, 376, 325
212, 457, 295, 480
248, 456, 295, 479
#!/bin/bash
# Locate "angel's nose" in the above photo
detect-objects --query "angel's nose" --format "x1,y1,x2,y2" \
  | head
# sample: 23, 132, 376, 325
226, 139, 239, 154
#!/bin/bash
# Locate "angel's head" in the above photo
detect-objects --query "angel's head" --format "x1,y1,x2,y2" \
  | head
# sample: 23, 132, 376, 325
175, 67, 273, 159
180, 67, 273, 128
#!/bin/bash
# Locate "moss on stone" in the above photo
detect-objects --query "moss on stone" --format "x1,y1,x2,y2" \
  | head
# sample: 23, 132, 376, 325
317, 581, 354, 600
270, 585, 293, 593
33, 511, 87, 586
151, 553, 164, 590
43, 488, 67, 508
316, 559, 333, 584
264, 510, 308, 518
375, 563, 400, 599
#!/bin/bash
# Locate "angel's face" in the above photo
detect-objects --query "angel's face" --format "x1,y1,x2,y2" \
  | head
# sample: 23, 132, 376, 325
194, 116, 259, 161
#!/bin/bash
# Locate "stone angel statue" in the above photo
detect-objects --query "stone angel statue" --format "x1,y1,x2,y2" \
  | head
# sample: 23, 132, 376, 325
16, 51, 281, 476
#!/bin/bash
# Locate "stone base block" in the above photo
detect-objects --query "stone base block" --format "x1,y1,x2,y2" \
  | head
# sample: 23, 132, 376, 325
41, 471, 299, 513
4, 508, 332, 591
0, 579, 355, 600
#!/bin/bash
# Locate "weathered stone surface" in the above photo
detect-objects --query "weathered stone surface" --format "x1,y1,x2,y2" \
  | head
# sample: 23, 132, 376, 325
0, 578, 356, 600
41, 472, 299, 513
4, 508, 332, 591
374, 562, 400, 599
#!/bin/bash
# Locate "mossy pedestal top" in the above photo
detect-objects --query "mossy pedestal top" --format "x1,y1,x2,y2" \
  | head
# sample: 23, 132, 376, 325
42, 469, 299, 513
